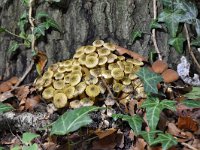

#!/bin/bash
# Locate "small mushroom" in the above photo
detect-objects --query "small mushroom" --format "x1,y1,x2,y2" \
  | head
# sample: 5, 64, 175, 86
63, 60, 73, 67
75, 82, 86, 95
90, 68, 101, 77
85, 84, 100, 98
103, 42, 116, 51
73, 50, 85, 59
152, 60, 168, 74
101, 70, 112, 79
93, 40, 104, 47
126, 58, 144, 66
69, 74, 82, 86
98, 56, 108, 66
122, 85, 134, 93
53, 93, 68, 108
108, 63, 119, 70
113, 82, 123, 93
107, 53, 117, 63
84, 45, 96, 54
76, 46, 85, 52
53, 80, 65, 90
88, 52, 98, 57
85, 55, 99, 68
117, 61, 125, 70
43, 78, 52, 87
85, 75, 98, 85
80, 98, 94, 106
122, 77, 131, 85
124, 66, 133, 74
57, 66, 68, 73
78, 54, 86, 65
129, 73, 138, 80
43, 70, 54, 79
64, 86, 75, 99
97, 48, 111, 56
54, 72, 64, 80
70, 100, 82, 108
48, 64, 59, 72
42, 86, 55, 100
111, 68, 124, 80
162, 69, 179, 83
117, 56, 125, 61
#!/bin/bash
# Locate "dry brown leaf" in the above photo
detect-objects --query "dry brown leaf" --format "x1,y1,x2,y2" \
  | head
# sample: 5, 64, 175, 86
0, 82, 11, 93
8, 76, 19, 85
0, 91, 14, 102
128, 99, 137, 116
15, 85, 30, 102
178, 116, 198, 132
130, 138, 146, 150
115, 45, 147, 62
167, 123, 181, 136
25, 95, 41, 111
95, 128, 117, 139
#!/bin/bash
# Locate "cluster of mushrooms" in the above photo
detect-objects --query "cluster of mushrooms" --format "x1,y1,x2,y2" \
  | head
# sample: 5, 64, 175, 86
34, 40, 146, 109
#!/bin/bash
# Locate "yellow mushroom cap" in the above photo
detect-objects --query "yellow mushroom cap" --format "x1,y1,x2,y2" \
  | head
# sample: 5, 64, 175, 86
122, 77, 131, 85
65, 65, 72, 72
97, 48, 111, 56
98, 56, 108, 66
70, 100, 82, 109
128, 73, 138, 80
64, 86, 75, 99
93, 40, 104, 47
76, 46, 85, 52
63, 60, 73, 67
54, 72, 64, 80
84, 46, 96, 54
88, 52, 98, 57
113, 82, 123, 93
53, 80, 65, 90
48, 64, 59, 72
111, 68, 124, 80
108, 63, 119, 70
43, 70, 54, 79
124, 66, 133, 74
103, 42, 116, 51
122, 85, 134, 93
72, 59, 80, 66
80, 98, 94, 106
43, 78, 52, 87
72, 65, 82, 72
75, 82, 86, 95
117, 61, 125, 70
69, 74, 82, 86
117, 56, 125, 61
107, 53, 118, 63
90, 68, 101, 77
73, 50, 85, 59
34, 77, 45, 87
85, 75, 98, 85
127, 58, 144, 66
63, 75, 70, 83
85, 55, 99, 68
78, 54, 86, 65
85, 84, 100, 98
53, 93, 68, 108
57, 66, 68, 73
101, 69, 112, 79
42, 86, 55, 100
98, 81, 106, 94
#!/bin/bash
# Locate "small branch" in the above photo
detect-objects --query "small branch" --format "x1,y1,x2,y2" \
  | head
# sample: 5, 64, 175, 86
100, 77, 116, 99
181, 142, 198, 150
184, 24, 200, 70
5, 29, 26, 39
152, 0, 162, 60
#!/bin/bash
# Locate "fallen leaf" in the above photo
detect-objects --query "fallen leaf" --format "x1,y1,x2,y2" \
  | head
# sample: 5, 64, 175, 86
115, 45, 147, 62
167, 123, 181, 136
0, 82, 11, 93
128, 99, 137, 116
0, 91, 14, 102
34, 50, 48, 75
94, 128, 117, 139
25, 96, 41, 111
178, 116, 198, 132
131, 138, 147, 150
8, 76, 19, 85
15, 85, 30, 102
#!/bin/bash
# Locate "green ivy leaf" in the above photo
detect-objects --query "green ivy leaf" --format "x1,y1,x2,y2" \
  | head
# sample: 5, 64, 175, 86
150, 20, 162, 29
22, 132, 39, 144
112, 114, 143, 135
0, 27, 6, 33
20, 0, 30, 6
136, 67, 163, 94
168, 35, 186, 54
51, 106, 100, 135
140, 130, 162, 145
45, 18, 61, 31
184, 87, 200, 99
35, 12, 49, 20
11, 145, 21, 150
7, 42, 19, 53
0, 102, 13, 113
181, 100, 200, 108
158, 9, 183, 37
191, 37, 200, 47
22, 144, 38, 150
33, 24, 46, 36
141, 97, 176, 130
131, 30, 142, 42
151, 133, 177, 150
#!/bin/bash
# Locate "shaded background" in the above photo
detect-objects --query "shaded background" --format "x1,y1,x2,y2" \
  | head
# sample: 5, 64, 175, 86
0, 0, 199, 82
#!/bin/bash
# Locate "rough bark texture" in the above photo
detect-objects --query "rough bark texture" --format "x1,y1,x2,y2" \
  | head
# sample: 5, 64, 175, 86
0, 0, 199, 82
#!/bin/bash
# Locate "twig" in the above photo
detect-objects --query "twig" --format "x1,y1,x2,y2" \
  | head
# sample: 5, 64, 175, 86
184, 23, 200, 70
5, 29, 26, 39
152, 0, 162, 60
100, 77, 116, 99
181, 142, 198, 150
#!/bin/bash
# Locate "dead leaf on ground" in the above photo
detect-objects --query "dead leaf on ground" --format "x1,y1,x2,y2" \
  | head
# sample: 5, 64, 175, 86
128, 99, 137, 116
15, 85, 30, 102
130, 138, 147, 150
178, 116, 198, 132
25, 95, 41, 111
0, 82, 12, 93
0, 91, 14, 102
95, 128, 117, 139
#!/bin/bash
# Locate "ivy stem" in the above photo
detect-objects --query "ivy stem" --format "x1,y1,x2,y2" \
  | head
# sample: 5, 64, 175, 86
152, 0, 162, 60
184, 23, 200, 70
4, 29, 26, 39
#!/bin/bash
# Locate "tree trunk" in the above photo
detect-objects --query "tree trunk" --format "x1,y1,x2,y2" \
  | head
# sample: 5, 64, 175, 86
0, 0, 199, 82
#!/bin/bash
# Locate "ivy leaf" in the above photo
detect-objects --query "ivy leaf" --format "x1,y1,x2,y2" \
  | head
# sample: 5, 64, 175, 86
136, 67, 163, 94
184, 87, 200, 99
158, 9, 183, 37
150, 20, 162, 29
20, 0, 30, 5
141, 97, 175, 130
112, 114, 143, 135
0, 102, 13, 113
23, 144, 38, 150
151, 133, 177, 150
168, 35, 186, 54
140, 130, 162, 145
35, 12, 49, 20
0, 27, 6, 33
181, 100, 200, 108
22, 132, 39, 144
33, 24, 46, 36
51, 106, 100, 135
195, 19, 200, 37
191, 37, 200, 47
132, 30, 142, 42
45, 18, 61, 31
7, 41, 19, 53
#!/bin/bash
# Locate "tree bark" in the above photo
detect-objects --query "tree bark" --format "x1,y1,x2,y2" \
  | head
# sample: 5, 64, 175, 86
0, 0, 199, 82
